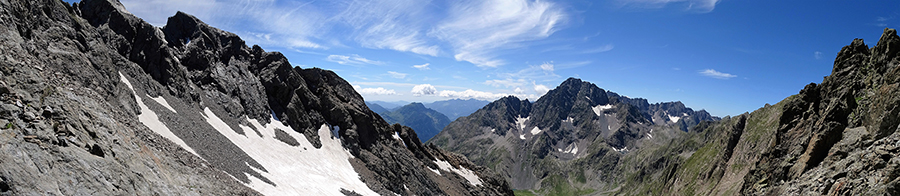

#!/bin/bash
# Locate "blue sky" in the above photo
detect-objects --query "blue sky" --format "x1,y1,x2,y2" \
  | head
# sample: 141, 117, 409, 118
66, 0, 899, 117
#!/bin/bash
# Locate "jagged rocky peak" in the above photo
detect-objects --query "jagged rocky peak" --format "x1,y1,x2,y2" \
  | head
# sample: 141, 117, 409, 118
0, 0, 513, 195
431, 76, 718, 191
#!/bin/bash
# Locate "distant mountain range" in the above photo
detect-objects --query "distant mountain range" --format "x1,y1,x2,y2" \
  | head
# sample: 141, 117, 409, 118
377, 103, 452, 142
367, 100, 409, 110
366, 99, 491, 141
426, 99, 491, 120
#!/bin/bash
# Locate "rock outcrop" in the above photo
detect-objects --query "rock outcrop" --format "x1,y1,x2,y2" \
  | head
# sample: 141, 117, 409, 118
0, 0, 512, 195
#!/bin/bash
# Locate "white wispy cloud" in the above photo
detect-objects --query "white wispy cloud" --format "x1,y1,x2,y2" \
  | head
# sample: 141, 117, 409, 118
387, 71, 407, 79
540, 62, 554, 71
814, 51, 823, 60
618, 0, 721, 13
431, 0, 567, 67
411, 83, 546, 101
353, 85, 398, 95
120, 0, 569, 68
412, 63, 430, 70
438, 89, 513, 100
582, 44, 614, 54
334, 0, 440, 56
699, 69, 736, 79
326, 54, 385, 65
485, 62, 560, 88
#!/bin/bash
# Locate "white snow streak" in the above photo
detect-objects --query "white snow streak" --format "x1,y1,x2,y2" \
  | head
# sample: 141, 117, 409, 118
203, 108, 378, 196
119, 72, 199, 157
434, 160, 483, 186
563, 143, 578, 154
392, 132, 402, 140
592, 104, 614, 116
515, 116, 529, 131
150, 96, 177, 113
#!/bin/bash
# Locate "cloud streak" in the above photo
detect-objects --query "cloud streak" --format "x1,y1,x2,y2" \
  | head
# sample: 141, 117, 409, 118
431, 0, 567, 67
699, 69, 736, 79
618, 0, 721, 13
326, 54, 385, 65
354, 85, 399, 95
387, 71, 407, 79
121, 0, 567, 68
412, 63, 430, 70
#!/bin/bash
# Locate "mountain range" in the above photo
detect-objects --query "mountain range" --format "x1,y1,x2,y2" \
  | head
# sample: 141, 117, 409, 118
378, 103, 451, 142
432, 28, 900, 195
0, 0, 511, 195
426, 99, 492, 120
430, 78, 717, 194
366, 99, 490, 141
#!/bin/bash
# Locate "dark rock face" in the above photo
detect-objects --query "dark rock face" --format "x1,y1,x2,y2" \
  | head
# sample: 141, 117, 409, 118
0, 0, 512, 195
430, 77, 717, 191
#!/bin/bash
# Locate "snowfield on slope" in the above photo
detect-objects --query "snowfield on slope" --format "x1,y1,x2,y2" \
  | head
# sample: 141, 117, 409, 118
202, 107, 378, 195
120, 72, 199, 157
434, 159, 483, 186
593, 104, 614, 116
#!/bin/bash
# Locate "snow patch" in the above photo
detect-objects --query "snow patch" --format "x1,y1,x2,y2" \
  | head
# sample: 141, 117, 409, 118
683, 113, 689, 116
392, 132, 406, 147
646, 133, 653, 139
119, 72, 199, 157
519, 134, 526, 140
592, 104, 614, 116
612, 146, 628, 152
515, 116, 529, 131
563, 143, 578, 154
490, 128, 495, 133
392, 132, 402, 140
202, 107, 378, 195
429, 167, 442, 175
668, 115, 681, 123
434, 159, 483, 186
563, 117, 574, 123
530, 127, 542, 135
150, 96, 177, 113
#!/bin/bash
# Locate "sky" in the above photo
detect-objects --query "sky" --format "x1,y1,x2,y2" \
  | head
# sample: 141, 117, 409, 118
64, 0, 900, 117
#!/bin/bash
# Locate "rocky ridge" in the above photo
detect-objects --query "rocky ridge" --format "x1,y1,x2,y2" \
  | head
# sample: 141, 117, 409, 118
429, 78, 717, 193
0, 0, 511, 195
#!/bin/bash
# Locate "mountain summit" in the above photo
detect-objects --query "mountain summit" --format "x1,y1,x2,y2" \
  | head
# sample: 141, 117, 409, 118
0, 0, 511, 195
430, 77, 717, 191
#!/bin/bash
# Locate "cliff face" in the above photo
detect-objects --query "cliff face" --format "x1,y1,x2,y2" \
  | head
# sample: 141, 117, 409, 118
0, 0, 511, 195
613, 28, 900, 196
